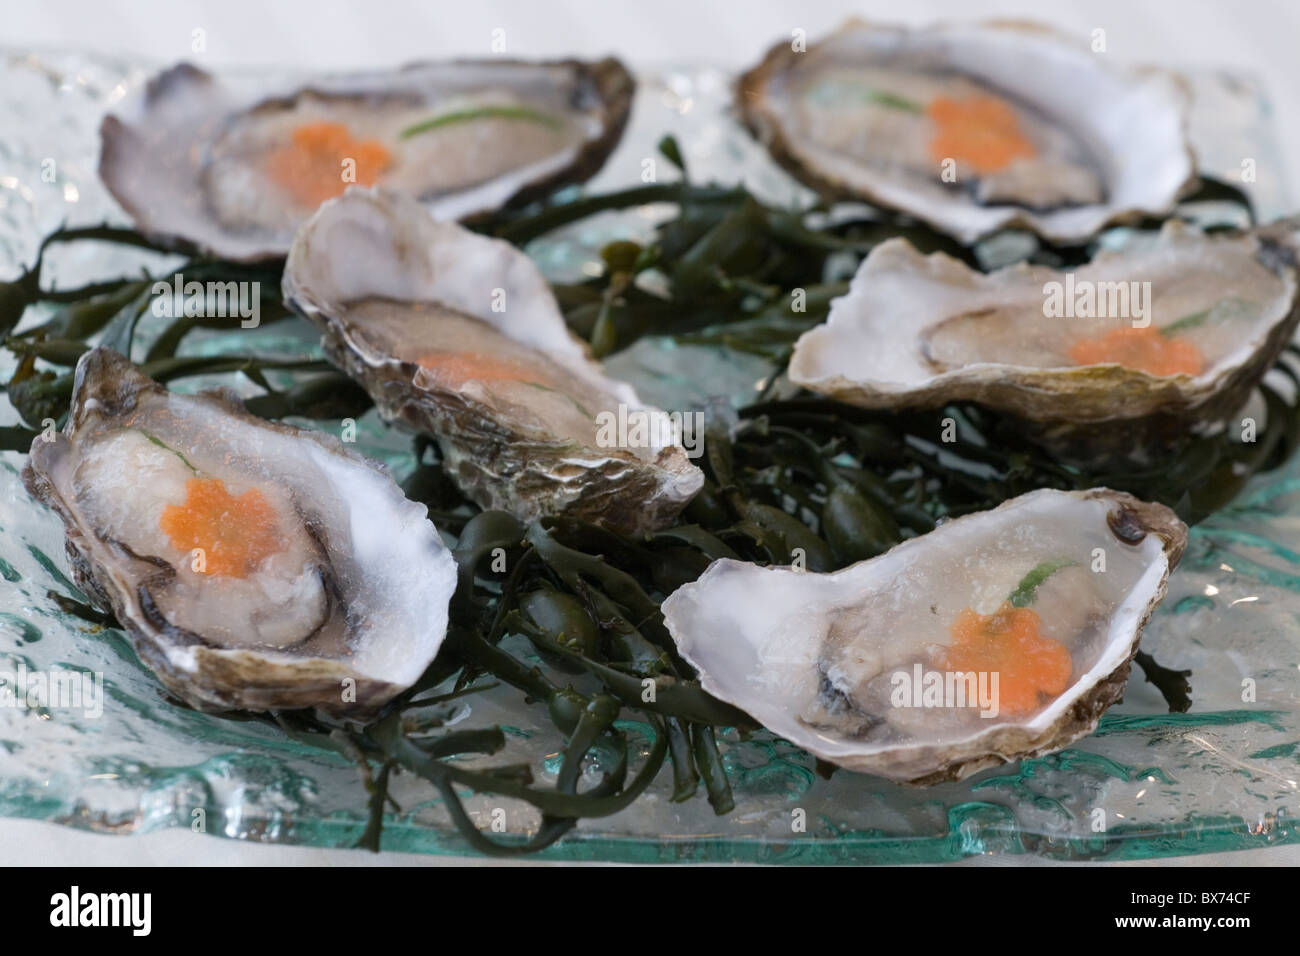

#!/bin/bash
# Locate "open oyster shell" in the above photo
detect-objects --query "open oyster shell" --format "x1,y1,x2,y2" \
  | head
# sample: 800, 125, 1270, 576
100, 57, 633, 262
738, 20, 1195, 244
23, 347, 456, 714
662, 489, 1186, 784
282, 187, 704, 534
790, 220, 1300, 460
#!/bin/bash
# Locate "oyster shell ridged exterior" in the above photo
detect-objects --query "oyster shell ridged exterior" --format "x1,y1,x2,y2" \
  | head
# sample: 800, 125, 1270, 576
790, 220, 1300, 462
282, 187, 704, 534
737, 19, 1196, 244
99, 57, 634, 262
662, 489, 1187, 784
23, 347, 456, 714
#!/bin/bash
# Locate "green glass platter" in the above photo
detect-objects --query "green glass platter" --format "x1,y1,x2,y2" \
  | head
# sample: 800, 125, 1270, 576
0, 51, 1298, 863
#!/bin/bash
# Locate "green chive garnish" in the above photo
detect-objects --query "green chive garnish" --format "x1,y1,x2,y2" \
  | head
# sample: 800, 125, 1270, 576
1161, 309, 1210, 337
136, 428, 197, 475
399, 106, 563, 140
1163, 297, 1256, 337
863, 89, 925, 114
1008, 560, 1072, 608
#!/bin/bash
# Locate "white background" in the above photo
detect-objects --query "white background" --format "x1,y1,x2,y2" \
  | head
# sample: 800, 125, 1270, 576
6, 0, 1300, 865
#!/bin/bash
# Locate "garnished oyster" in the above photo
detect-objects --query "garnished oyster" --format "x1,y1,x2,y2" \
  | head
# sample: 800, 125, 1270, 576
100, 57, 633, 261
282, 188, 704, 534
662, 489, 1186, 784
738, 20, 1195, 244
790, 220, 1300, 459
23, 348, 456, 714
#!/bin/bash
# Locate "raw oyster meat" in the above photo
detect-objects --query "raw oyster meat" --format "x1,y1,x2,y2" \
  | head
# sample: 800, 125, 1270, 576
790, 220, 1300, 458
23, 347, 456, 714
100, 57, 633, 261
738, 20, 1195, 244
662, 489, 1186, 784
282, 187, 704, 534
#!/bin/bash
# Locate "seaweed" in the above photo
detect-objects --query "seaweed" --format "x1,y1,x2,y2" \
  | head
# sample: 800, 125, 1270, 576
0, 162, 1267, 854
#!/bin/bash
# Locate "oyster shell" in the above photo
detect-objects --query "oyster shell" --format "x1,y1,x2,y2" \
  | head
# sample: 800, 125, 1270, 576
790, 220, 1300, 459
662, 488, 1186, 784
100, 58, 633, 262
738, 20, 1195, 244
282, 187, 704, 534
23, 347, 456, 714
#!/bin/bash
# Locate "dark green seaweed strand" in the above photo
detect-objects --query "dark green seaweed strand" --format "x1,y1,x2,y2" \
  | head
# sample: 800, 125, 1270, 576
690, 724, 735, 816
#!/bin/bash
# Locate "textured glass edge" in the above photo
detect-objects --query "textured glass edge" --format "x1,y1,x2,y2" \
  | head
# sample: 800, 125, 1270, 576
3, 792, 1293, 864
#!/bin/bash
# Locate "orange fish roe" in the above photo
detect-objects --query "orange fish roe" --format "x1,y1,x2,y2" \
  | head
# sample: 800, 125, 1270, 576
926, 94, 1037, 175
265, 122, 392, 208
415, 351, 547, 388
940, 602, 1072, 717
159, 477, 282, 578
1067, 326, 1204, 377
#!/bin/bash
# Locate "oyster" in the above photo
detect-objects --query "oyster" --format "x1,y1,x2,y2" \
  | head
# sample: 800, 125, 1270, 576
738, 20, 1195, 244
100, 57, 633, 261
790, 220, 1300, 459
662, 488, 1186, 784
282, 187, 704, 533
23, 347, 456, 714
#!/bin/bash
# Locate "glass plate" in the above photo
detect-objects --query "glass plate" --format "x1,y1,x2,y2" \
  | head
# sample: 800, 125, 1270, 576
2, 51, 1298, 863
